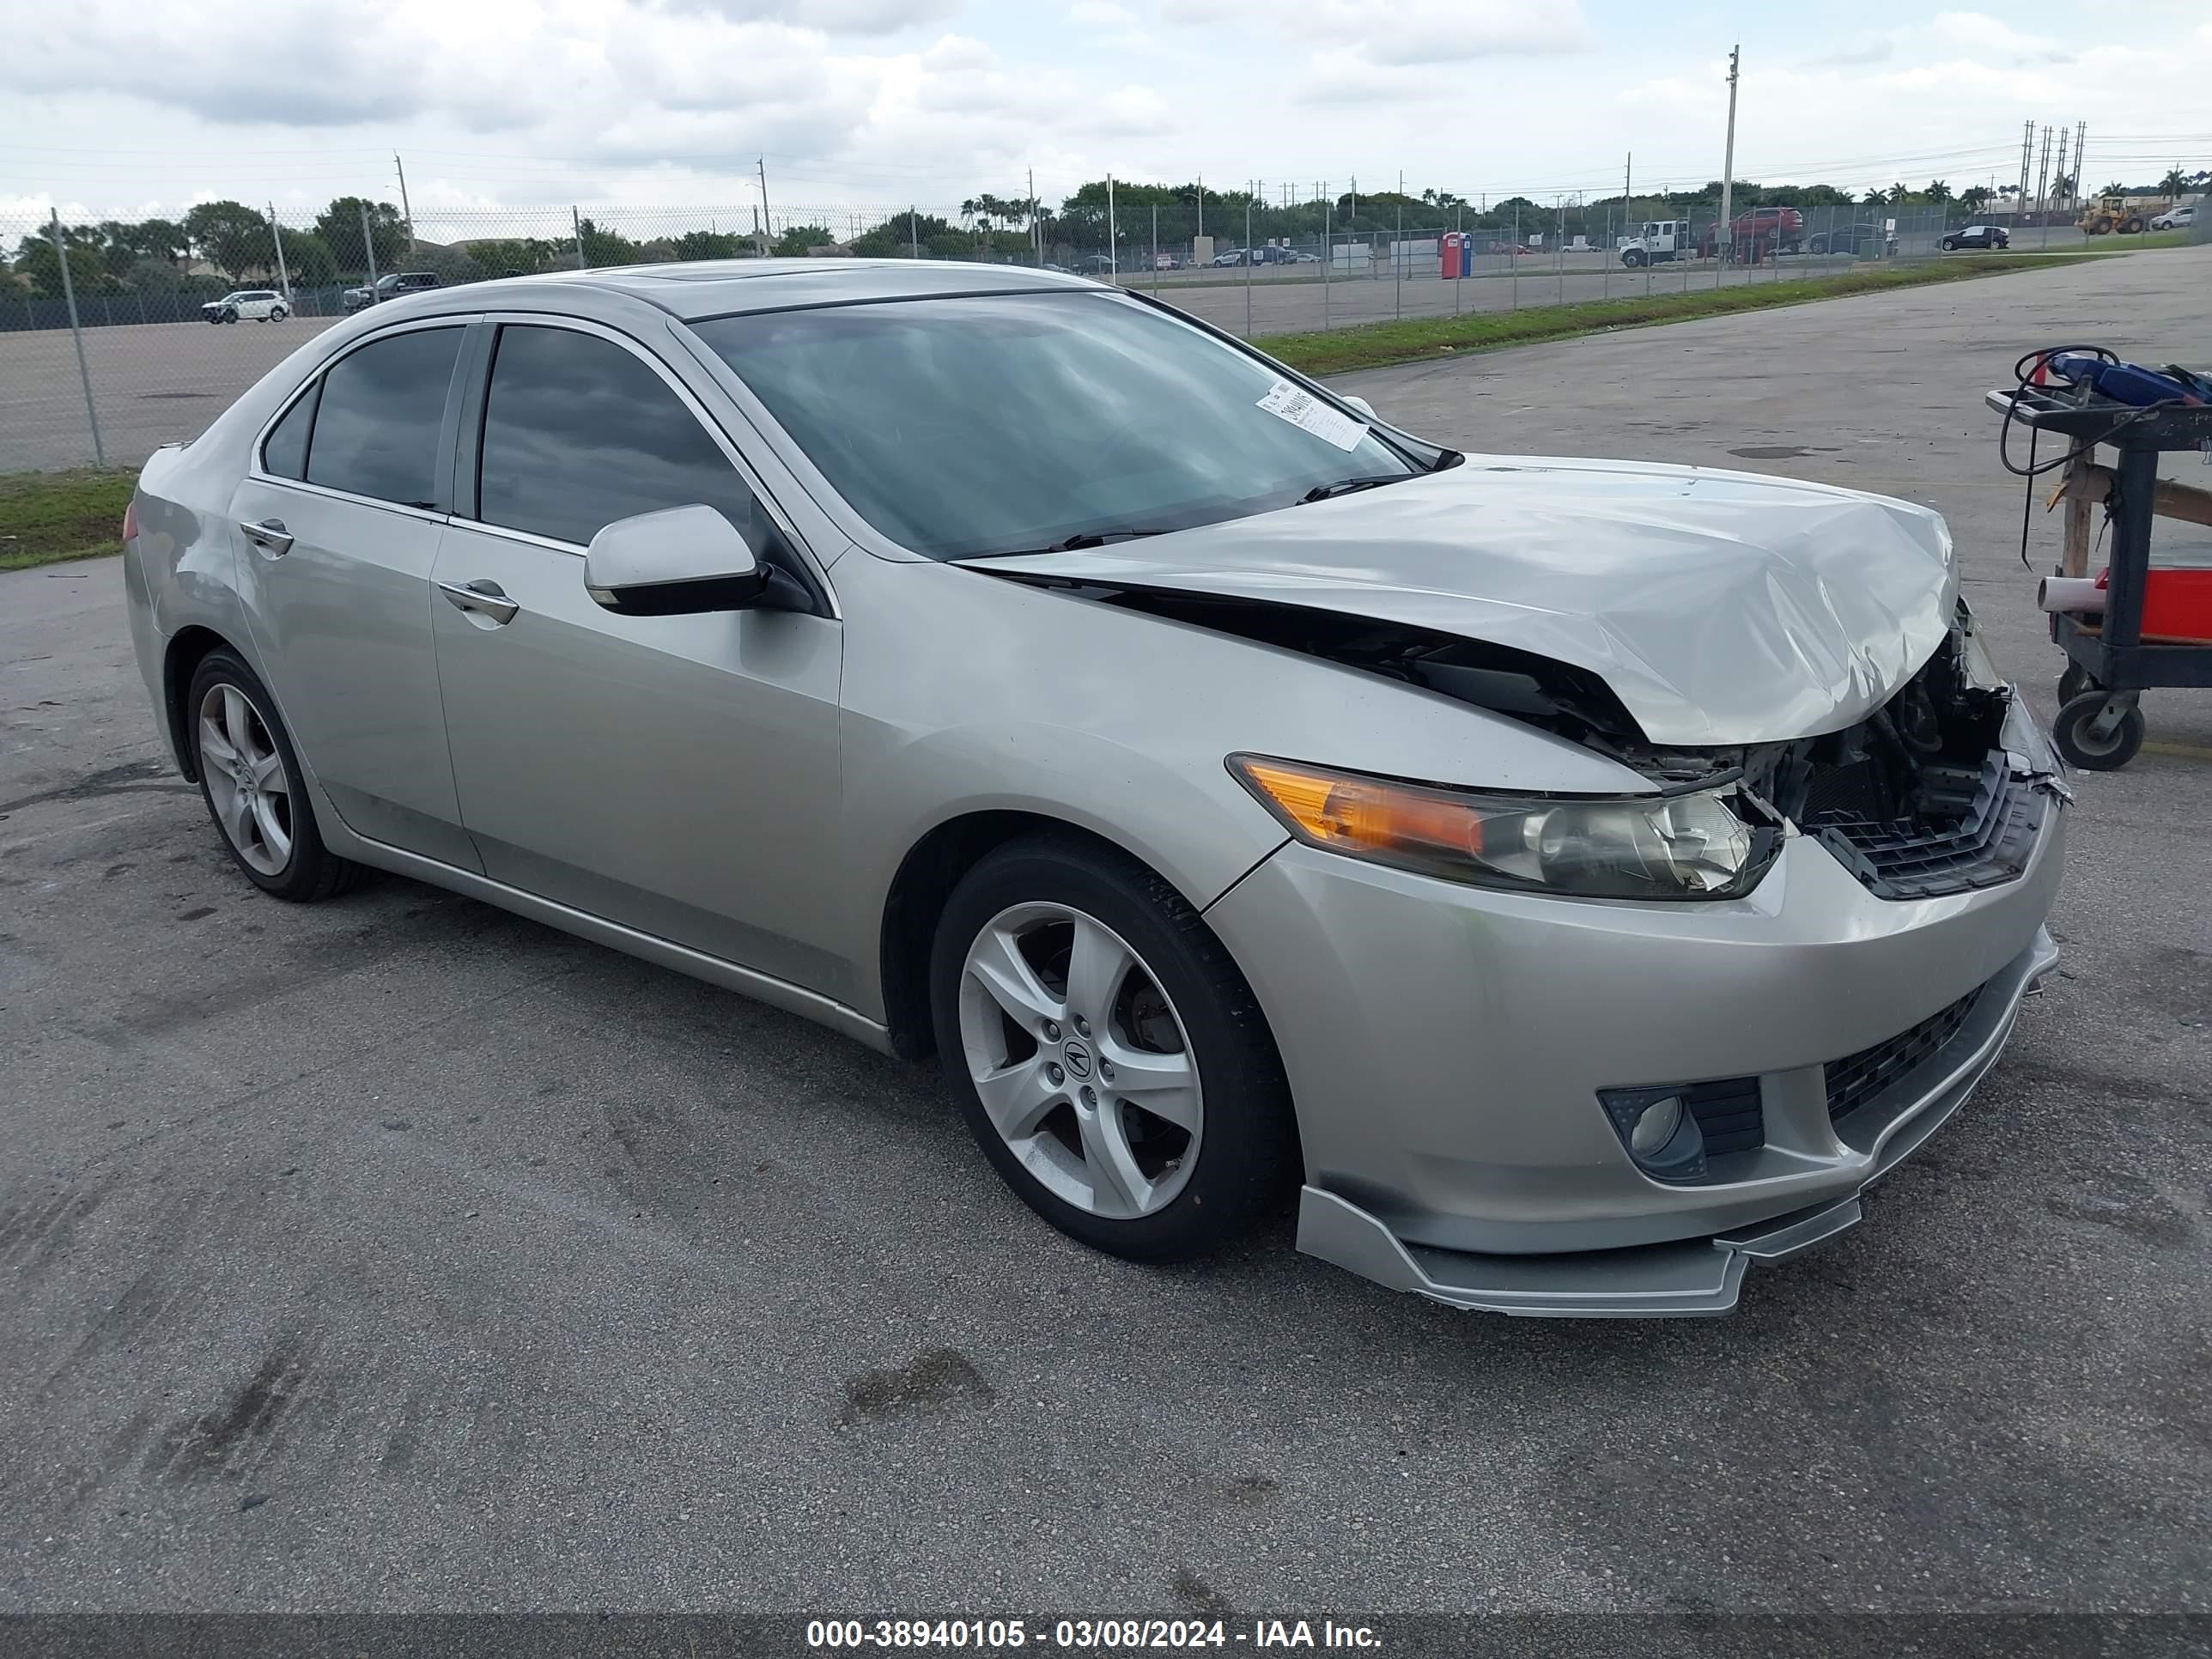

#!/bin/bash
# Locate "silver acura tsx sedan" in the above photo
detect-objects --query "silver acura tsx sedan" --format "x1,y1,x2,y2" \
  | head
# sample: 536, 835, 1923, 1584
123, 259, 2067, 1316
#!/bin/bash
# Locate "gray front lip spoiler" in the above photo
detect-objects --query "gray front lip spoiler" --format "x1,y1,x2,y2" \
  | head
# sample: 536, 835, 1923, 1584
1297, 927, 2060, 1318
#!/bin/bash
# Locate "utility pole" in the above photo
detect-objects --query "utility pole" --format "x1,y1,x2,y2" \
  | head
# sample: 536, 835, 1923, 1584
2046, 125, 2068, 251
910, 203, 921, 261
1028, 167, 1039, 264
2034, 125, 2054, 251
570, 205, 586, 270
393, 151, 414, 244
757, 157, 773, 240
2018, 121, 2034, 230
2072, 121, 2087, 214
266, 203, 290, 298
1196, 172, 1203, 239
1717, 43, 1740, 285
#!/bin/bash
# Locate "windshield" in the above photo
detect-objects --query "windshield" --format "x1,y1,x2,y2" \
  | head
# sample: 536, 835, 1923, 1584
692, 290, 1421, 560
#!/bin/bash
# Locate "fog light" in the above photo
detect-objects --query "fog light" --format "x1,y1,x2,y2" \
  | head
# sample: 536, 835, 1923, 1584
1599, 1085, 1708, 1182
1629, 1094, 1682, 1157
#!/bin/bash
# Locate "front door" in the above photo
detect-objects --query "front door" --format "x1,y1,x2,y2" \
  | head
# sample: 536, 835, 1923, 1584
232, 319, 478, 868
428, 319, 848, 1000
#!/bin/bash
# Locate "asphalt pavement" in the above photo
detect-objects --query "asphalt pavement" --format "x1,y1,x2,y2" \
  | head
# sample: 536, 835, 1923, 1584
2, 248, 2208, 1617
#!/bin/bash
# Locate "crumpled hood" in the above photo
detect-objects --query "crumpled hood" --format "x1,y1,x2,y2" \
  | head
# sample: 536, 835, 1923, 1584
970, 456, 1956, 745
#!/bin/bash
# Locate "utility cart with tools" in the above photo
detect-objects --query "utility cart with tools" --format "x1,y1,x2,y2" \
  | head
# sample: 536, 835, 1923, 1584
1988, 353, 2212, 770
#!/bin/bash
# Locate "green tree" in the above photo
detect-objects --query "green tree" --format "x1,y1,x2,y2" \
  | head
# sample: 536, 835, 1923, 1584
2099, 180, 2128, 198
183, 200, 273, 280
277, 230, 339, 287
1960, 185, 1991, 214
673, 229, 750, 260
848, 210, 951, 258
1862, 188, 1887, 207
2160, 167, 2189, 199
314, 197, 409, 273
574, 218, 640, 266
13, 235, 115, 298
773, 223, 836, 256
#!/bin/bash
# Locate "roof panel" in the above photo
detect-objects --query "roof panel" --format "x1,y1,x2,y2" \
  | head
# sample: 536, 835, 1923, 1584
504, 258, 1096, 319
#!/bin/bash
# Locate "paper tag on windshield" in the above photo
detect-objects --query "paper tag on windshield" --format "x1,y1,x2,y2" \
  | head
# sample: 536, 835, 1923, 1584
1256, 379, 1367, 452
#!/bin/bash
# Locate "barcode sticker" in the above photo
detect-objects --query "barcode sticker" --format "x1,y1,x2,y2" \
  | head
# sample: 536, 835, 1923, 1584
1256, 379, 1368, 452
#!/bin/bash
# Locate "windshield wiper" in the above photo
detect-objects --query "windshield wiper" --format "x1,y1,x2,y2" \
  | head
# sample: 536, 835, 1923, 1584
1301, 474, 1413, 503
973, 528, 1175, 557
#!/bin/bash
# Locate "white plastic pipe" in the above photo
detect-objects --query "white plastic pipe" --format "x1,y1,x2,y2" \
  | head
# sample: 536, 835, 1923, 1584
2038, 576, 2106, 614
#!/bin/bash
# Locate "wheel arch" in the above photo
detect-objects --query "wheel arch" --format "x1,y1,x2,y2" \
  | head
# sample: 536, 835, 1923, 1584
161, 624, 242, 781
878, 809, 1227, 1063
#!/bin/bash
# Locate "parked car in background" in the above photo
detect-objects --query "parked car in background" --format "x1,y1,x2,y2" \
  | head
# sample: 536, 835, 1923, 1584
1210, 248, 1248, 266
202, 290, 290, 325
343, 271, 442, 312
1940, 225, 2009, 251
123, 258, 2066, 1316
2150, 204, 2196, 231
1152, 252, 1182, 270
1285, 249, 1322, 264
1805, 223, 1898, 257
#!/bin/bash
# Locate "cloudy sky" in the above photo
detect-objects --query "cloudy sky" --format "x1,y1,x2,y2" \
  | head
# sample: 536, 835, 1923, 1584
5, 0, 2208, 230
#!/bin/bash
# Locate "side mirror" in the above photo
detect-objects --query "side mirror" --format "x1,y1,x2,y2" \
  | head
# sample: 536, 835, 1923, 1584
585, 504, 772, 617
1340, 394, 1377, 420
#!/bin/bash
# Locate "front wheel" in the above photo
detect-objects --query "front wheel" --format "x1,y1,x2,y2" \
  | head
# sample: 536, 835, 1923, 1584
929, 837, 1296, 1262
1622, 249, 1646, 268
187, 650, 365, 901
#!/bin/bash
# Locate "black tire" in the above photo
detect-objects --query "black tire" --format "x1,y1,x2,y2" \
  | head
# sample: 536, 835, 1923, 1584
2052, 691, 2145, 771
185, 649, 365, 902
1622, 249, 1646, 268
928, 836, 1296, 1263
2057, 662, 2098, 704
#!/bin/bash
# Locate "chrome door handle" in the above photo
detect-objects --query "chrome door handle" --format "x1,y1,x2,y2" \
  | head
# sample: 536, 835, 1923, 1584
437, 579, 520, 625
241, 518, 293, 556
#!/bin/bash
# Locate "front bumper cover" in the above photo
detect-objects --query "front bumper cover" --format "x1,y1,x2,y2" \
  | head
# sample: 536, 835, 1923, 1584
1296, 927, 2057, 1316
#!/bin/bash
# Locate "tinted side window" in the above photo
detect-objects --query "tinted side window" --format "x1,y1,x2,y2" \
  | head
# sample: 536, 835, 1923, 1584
477, 325, 759, 548
261, 380, 319, 480
305, 326, 463, 507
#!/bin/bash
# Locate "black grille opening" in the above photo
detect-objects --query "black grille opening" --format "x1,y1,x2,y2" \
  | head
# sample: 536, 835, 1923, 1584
1808, 751, 2049, 902
1824, 988, 1984, 1122
1683, 1077, 1765, 1158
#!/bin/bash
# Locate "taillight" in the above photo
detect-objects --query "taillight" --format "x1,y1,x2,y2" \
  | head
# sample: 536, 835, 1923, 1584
122, 498, 137, 543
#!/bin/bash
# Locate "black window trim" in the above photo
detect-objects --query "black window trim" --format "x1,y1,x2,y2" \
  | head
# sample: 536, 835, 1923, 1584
249, 314, 477, 518
453, 311, 835, 617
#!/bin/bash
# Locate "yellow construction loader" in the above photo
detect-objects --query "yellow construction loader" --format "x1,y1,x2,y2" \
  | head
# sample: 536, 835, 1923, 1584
2077, 194, 2160, 235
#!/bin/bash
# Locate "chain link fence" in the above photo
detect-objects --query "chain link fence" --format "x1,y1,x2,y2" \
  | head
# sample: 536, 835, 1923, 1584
0, 189, 2139, 471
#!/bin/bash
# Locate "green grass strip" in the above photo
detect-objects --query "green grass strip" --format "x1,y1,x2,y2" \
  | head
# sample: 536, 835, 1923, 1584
1258, 254, 2101, 378
0, 468, 137, 572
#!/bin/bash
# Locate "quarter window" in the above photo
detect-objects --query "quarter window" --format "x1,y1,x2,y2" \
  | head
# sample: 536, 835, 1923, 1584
303, 326, 464, 508
476, 324, 760, 549
261, 381, 318, 480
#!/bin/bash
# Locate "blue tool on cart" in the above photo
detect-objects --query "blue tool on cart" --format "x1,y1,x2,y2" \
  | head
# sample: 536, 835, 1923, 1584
2039, 352, 2212, 408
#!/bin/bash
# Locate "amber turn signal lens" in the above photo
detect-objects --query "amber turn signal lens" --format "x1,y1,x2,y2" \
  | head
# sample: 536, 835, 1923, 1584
1231, 757, 1486, 859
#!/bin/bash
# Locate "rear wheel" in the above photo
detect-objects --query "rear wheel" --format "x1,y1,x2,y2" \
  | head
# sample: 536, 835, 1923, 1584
187, 650, 364, 901
929, 837, 1295, 1262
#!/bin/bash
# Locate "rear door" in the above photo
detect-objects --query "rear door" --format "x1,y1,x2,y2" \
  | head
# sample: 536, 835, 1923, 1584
428, 317, 847, 995
232, 318, 481, 868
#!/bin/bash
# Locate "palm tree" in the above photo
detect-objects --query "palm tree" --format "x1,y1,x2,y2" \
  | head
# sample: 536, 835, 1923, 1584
2160, 167, 2189, 200
1960, 185, 1991, 214
1889, 181, 1913, 204
2100, 180, 2128, 198
1924, 179, 1952, 204
1863, 187, 1888, 208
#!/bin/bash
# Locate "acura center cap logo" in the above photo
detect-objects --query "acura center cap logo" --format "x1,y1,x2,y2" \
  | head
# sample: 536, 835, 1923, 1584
1061, 1039, 1093, 1079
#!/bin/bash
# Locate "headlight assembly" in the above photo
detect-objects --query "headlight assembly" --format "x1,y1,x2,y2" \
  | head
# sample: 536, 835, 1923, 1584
1228, 755, 1779, 901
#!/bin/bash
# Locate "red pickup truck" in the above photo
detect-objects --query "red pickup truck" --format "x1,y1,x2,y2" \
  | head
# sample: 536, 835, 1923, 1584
1702, 206, 1803, 257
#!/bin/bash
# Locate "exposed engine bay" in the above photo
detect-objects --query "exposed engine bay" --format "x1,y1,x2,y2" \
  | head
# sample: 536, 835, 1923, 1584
1016, 577, 2068, 902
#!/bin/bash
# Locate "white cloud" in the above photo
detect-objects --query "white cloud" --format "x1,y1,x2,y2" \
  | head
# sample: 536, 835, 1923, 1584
1067, 0, 1136, 25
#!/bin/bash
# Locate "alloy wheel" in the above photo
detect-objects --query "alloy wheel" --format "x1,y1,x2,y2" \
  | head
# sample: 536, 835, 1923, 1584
197, 683, 294, 876
957, 902, 1203, 1220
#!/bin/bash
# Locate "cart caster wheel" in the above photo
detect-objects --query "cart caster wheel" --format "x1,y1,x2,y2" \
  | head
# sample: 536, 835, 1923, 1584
2057, 663, 2098, 704
2052, 693, 2144, 771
